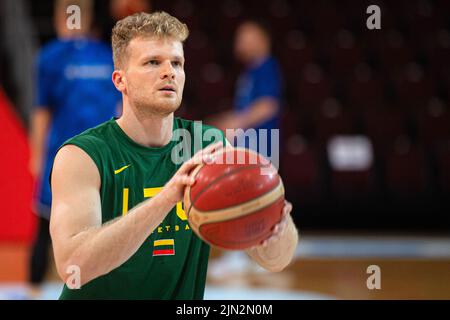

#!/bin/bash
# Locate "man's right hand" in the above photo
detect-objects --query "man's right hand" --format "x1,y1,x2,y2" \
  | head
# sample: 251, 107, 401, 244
160, 141, 224, 207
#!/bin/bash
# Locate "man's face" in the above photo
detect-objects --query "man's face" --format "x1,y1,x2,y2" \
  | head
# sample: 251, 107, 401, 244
123, 36, 185, 116
234, 23, 266, 65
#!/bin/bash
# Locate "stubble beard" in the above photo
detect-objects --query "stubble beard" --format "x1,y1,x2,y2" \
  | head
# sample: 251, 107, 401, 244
130, 87, 181, 118
135, 97, 180, 117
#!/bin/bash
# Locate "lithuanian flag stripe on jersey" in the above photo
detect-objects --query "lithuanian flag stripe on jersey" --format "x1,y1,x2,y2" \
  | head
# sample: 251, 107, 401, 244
153, 239, 175, 256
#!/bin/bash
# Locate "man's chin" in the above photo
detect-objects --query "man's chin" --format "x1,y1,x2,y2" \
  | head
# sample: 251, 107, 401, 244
132, 96, 182, 116
148, 102, 181, 116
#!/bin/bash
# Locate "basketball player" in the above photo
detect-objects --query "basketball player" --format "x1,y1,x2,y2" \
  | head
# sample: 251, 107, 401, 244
50, 12, 298, 299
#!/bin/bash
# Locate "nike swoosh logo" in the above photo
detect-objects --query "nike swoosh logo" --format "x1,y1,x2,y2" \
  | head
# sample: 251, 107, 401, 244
114, 164, 131, 175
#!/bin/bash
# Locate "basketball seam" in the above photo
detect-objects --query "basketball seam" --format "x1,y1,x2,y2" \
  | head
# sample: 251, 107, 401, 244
199, 197, 285, 248
194, 180, 284, 222
198, 182, 279, 225
202, 198, 281, 224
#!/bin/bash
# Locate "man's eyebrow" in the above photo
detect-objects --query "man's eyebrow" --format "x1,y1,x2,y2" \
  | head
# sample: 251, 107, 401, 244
141, 55, 185, 61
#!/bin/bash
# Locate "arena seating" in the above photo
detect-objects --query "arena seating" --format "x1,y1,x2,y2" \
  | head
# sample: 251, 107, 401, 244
22, 0, 449, 227
158, 0, 450, 226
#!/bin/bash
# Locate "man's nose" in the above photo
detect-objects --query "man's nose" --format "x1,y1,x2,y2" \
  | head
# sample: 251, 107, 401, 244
160, 60, 175, 79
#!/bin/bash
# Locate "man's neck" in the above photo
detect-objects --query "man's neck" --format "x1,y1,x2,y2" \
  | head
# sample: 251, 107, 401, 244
116, 103, 174, 148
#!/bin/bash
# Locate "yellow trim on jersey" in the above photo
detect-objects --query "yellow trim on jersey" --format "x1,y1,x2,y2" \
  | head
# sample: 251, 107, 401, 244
143, 187, 187, 221
144, 187, 163, 198
122, 188, 129, 216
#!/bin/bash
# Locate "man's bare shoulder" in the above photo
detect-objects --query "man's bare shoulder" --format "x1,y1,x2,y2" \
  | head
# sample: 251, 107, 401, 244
52, 144, 101, 190
56, 144, 96, 162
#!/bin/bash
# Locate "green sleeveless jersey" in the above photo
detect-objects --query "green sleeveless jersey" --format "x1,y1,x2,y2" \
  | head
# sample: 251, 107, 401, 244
56, 117, 225, 300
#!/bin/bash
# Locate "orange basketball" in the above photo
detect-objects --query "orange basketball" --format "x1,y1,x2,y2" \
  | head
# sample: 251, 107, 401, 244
184, 147, 285, 250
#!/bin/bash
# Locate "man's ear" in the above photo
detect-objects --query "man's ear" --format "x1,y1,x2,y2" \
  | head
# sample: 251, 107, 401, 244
112, 70, 126, 93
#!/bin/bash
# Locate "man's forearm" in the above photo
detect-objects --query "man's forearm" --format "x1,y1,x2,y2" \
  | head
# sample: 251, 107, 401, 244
246, 215, 298, 272
29, 108, 51, 177
59, 190, 176, 286
236, 98, 278, 130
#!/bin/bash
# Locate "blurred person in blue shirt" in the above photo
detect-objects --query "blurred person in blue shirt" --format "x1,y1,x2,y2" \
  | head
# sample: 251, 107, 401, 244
28, 0, 121, 296
210, 20, 283, 156
207, 20, 284, 278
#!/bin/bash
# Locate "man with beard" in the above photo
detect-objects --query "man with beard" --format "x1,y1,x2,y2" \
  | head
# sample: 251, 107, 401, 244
49, 11, 298, 299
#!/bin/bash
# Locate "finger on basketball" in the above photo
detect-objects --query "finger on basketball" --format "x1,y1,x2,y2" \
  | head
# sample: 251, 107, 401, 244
283, 201, 293, 215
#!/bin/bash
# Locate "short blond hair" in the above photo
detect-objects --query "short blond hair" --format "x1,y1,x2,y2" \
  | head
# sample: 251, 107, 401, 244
111, 11, 189, 69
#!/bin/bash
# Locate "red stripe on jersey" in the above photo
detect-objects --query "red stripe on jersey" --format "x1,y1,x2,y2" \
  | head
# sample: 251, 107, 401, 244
153, 249, 175, 256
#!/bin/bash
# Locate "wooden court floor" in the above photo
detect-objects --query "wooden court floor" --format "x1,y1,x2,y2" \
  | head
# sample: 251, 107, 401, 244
207, 256, 450, 299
